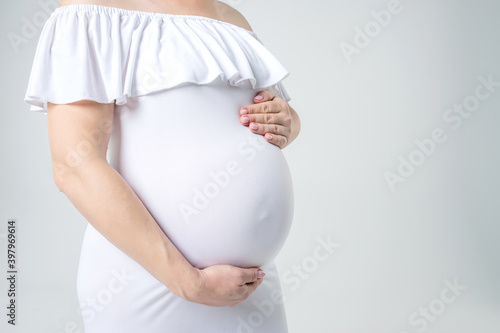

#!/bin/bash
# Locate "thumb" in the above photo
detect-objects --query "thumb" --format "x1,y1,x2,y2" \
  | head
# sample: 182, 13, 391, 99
240, 268, 266, 284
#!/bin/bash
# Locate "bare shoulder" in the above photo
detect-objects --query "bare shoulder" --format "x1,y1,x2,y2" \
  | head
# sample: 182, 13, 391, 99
217, 1, 253, 32
58, 0, 254, 32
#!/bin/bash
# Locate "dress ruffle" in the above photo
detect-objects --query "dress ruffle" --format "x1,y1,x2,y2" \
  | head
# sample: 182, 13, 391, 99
24, 4, 291, 113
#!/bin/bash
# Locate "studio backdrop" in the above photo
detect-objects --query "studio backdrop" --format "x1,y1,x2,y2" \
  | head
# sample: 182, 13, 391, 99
1, 0, 499, 332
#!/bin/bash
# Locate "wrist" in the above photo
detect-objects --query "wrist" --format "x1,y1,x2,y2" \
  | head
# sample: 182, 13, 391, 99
170, 264, 202, 302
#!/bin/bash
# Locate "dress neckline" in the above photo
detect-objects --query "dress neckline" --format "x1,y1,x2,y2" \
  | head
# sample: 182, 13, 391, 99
55, 3, 257, 36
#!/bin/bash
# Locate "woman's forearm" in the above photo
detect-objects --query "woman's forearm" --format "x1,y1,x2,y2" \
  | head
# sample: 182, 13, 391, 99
56, 158, 198, 299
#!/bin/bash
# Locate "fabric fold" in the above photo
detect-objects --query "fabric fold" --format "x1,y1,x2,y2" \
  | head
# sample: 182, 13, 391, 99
24, 4, 291, 113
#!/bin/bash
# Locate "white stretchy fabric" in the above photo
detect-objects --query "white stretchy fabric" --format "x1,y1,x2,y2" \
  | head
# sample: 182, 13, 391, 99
24, 4, 294, 332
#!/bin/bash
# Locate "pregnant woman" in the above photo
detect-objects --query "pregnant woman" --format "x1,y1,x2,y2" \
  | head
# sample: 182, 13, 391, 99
24, 0, 300, 332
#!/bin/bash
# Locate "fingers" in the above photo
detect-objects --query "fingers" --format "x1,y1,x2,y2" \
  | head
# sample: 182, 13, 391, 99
242, 277, 264, 298
239, 96, 292, 149
248, 121, 286, 136
253, 90, 276, 103
239, 268, 265, 285
239, 117, 290, 149
239, 99, 291, 132
242, 112, 291, 127
189, 265, 266, 307
239, 103, 291, 135
234, 276, 264, 304
264, 133, 288, 149
240, 98, 283, 118
249, 121, 290, 141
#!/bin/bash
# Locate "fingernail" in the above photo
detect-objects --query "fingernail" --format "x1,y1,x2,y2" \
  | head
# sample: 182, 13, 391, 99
242, 116, 250, 124
255, 95, 264, 100
257, 269, 265, 278
240, 108, 248, 115
250, 123, 259, 130
266, 133, 273, 140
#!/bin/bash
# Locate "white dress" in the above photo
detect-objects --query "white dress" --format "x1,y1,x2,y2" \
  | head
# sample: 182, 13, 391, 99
24, 4, 294, 332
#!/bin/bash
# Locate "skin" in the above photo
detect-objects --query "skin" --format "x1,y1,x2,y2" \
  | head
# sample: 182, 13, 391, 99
53, 0, 300, 307
241, 91, 301, 149
60, 0, 301, 148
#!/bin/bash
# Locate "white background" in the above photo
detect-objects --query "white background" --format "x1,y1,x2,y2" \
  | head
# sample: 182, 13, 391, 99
1, 0, 499, 332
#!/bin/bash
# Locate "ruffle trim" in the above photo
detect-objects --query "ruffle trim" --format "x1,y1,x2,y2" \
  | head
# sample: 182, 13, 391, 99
24, 4, 291, 113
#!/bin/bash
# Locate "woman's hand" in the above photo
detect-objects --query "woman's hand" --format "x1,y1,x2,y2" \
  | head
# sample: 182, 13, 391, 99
239, 91, 300, 149
181, 265, 265, 307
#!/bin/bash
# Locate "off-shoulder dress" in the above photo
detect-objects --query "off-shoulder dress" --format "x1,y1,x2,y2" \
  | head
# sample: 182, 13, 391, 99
24, 4, 294, 332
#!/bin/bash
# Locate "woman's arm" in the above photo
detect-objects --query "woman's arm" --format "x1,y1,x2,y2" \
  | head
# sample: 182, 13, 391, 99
47, 100, 264, 307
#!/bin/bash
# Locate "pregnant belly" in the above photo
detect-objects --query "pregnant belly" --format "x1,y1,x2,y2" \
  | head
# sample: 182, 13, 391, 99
109, 80, 294, 269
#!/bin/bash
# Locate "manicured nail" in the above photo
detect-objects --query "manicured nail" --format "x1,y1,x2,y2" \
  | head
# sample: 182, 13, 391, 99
242, 116, 249, 124
250, 123, 259, 130
255, 95, 264, 100
266, 133, 273, 140
257, 269, 265, 278
240, 108, 248, 115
